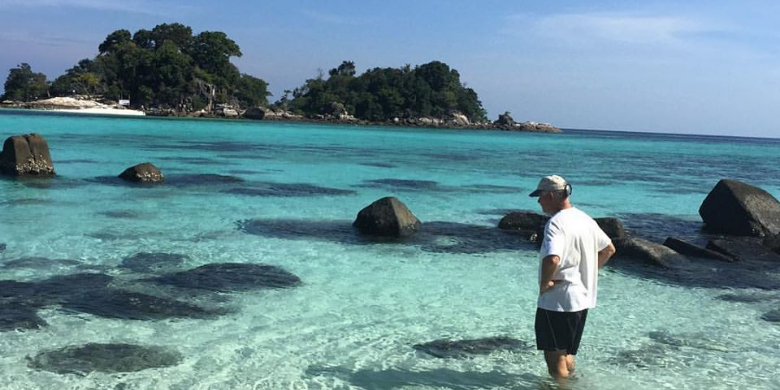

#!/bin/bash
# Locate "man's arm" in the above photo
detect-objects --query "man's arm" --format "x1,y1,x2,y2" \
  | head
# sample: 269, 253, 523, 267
597, 242, 616, 269
540, 255, 560, 293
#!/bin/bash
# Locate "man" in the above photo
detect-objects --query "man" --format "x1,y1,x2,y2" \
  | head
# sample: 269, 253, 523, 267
529, 175, 616, 379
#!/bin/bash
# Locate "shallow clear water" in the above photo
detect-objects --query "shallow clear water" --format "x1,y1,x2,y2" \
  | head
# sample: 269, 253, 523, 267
1, 110, 780, 389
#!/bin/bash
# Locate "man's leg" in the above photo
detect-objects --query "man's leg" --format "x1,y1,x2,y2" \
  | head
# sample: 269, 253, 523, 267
543, 350, 570, 378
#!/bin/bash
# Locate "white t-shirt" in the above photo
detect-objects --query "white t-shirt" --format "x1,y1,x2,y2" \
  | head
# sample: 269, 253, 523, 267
537, 207, 612, 312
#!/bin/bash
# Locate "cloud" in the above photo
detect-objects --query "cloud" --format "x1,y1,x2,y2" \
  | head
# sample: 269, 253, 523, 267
0, 0, 190, 16
506, 12, 719, 48
300, 9, 367, 26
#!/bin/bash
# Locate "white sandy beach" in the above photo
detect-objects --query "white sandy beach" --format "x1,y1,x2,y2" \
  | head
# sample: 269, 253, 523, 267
27, 96, 145, 116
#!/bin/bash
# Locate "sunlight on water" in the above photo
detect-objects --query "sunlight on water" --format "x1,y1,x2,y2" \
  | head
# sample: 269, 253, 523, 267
1, 111, 780, 389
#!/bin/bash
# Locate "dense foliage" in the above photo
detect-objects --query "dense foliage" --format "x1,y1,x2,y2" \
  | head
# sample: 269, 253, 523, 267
1, 63, 49, 102
286, 60, 487, 122
5, 23, 269, 110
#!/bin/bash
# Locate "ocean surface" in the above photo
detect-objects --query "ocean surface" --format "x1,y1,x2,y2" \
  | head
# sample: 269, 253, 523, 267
1, 109, 779, 389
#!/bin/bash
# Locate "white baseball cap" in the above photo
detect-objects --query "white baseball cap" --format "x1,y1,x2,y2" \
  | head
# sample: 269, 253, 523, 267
529, 175, 569, 197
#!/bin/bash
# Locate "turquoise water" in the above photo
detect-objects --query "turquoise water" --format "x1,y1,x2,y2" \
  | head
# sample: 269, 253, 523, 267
1, 110, 780, 389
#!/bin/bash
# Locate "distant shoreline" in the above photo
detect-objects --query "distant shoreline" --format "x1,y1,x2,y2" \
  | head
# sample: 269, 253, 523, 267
0, 104, 562, 133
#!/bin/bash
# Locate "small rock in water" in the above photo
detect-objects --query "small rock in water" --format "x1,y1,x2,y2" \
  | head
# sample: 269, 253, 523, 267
27, 343, 183, 375
761, 309, 780, 322
120, 252, 189, 273
413, 336, 531, 358
152, 263, 302, 292
0, 243, 6, 252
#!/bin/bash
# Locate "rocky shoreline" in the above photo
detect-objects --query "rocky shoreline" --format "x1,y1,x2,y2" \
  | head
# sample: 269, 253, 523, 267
1, 99, 561, 133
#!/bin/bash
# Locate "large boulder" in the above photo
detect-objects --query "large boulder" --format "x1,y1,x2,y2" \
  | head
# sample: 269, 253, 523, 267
498, 211, 548, 241
699, 179, 780, 237
613, 237, 686, 268
118, 163, 164, 183
595, 217, 626, 239
353, 197, 421, 237
0, 133, 55, 176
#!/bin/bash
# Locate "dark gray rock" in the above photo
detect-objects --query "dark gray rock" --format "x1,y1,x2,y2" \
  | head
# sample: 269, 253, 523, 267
118, 162, 164, 183
706, 237, 780, 262
699, 179, 780, 237
0, 133, 55, 176
613, 237, 687, 269
761, 309, 780, 322
497, 211, 548, 241
595, 217, 626, 239
0, 303, 47, 331
413, 336, 531, 358
243, 106, 266, 120
353, 197, 421, 237
152, 263, 301, 292
28, 343, 183, 375
663, 237, 734, 262
120, 252, 189, 273
61, 289, 226, 320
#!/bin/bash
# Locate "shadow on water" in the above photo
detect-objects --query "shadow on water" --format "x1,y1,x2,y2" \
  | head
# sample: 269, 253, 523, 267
307, 366, 544, 390
237, 219, 532, 254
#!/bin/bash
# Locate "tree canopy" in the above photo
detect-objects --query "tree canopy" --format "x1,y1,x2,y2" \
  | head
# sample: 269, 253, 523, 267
2, 23, 269, 110
1, 63, 49, 102
286, 60, 487, 123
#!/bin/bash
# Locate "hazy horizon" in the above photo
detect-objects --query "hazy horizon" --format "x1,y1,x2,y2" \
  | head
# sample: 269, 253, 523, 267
1, 0, 778, 138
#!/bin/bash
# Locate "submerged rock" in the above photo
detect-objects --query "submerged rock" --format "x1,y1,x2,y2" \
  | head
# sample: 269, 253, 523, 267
413, 336, 530, 358
118, 162, 164, 183
613, 237, 687, 268
706, 237, 780, 263
663, 237, 734, 262
761, 309, 780, 323
353, 197, 421, 237
61, 289, 225, 320
0, 133, 55, 176
497, 211, 548, 241
699, 179, 780, 237
648, 330, 731, 352
120, 252, 189, 273
0, 303, 47, 331
152, 263, 302, 292
28, 343, 183, 375
0, 243, 5, 252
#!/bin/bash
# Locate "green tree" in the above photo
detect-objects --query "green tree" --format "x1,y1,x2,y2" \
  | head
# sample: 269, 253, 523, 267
2, 63, 49, 101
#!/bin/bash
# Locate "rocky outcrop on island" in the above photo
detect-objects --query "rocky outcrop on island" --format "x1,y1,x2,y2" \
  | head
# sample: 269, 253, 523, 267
699, 179, 780, 237
353, 197, 421, 237
0, 133, 55, 176
491, 111, 561, 133
118, 162, 164, 183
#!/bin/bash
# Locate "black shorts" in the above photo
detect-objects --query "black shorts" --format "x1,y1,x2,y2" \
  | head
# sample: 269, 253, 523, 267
535, 308, 588, 355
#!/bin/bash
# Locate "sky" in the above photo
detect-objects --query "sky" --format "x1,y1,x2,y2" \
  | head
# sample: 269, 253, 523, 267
0, 0, 778, 137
